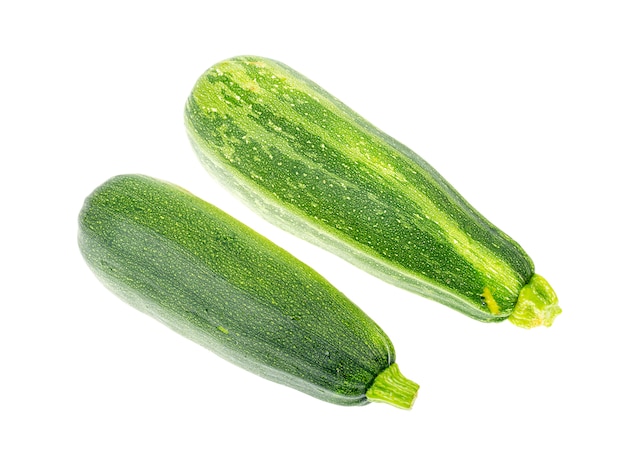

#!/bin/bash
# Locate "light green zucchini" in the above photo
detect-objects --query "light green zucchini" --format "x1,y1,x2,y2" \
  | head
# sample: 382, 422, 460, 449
78, 174, 418, 408
184, 55, 561, 329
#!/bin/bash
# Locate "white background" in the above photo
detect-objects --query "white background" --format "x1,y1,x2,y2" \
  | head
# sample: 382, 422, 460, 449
2, 1, 625, 463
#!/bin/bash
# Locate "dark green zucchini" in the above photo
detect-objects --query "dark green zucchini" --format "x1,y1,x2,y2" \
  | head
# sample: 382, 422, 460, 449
78, 174, 418, 408
184, 55, 561, 328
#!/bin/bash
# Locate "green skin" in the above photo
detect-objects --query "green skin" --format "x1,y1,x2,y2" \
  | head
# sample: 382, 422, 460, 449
184, 56, 561, 328
78, 175, 418, 408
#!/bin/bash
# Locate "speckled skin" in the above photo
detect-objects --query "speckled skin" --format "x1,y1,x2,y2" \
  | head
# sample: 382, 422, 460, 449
78, 174, 403, 406
184, 56, 538, 322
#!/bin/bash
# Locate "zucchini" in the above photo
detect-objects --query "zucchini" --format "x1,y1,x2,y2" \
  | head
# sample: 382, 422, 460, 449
78, 174, 418, 409
184, 55, 561, 329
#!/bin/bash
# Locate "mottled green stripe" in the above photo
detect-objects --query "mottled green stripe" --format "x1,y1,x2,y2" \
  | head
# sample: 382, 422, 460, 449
186, 56, 535, 320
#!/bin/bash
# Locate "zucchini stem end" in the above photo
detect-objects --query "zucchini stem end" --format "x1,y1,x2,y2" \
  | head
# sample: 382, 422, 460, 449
509, 274, 561, 329
366, 363, 419, 409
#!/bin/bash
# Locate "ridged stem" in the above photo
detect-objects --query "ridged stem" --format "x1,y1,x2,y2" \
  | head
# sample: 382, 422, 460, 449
366, 363, 419, 409
509, 274, 562, 329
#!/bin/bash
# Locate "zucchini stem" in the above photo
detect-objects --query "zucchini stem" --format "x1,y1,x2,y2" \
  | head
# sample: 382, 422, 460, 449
509, 274, 562, 329
366, 363, 419, 409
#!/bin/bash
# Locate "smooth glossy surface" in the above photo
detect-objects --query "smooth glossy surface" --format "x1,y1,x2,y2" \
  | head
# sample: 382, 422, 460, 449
78, 174, 417, 407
